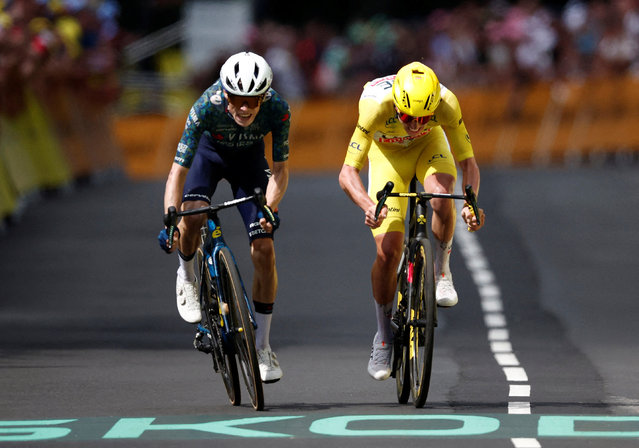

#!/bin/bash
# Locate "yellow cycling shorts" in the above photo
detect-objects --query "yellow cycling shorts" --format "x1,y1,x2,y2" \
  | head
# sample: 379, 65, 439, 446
367, 126, 457, 237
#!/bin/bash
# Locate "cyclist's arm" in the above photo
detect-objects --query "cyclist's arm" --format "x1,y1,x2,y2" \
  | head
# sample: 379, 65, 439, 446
458, 157, 480, 196
458, 156, 485, 231
339, 164, 386, 228
164, 162, 188, 215
266, 160, 288, 210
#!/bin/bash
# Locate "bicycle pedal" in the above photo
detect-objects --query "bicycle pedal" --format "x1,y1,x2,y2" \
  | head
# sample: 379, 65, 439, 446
193, 331, 213, 354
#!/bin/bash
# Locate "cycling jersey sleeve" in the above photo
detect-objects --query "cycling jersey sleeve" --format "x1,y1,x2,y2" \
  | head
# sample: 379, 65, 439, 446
343, 97, 381, 170
175, 92, 211, 168
437, 87, 475, 162
270, 97, 291, 163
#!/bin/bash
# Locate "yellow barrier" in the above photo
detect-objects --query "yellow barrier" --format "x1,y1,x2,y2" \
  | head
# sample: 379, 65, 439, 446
0, 86, 123, 220
113, 75, 639, 180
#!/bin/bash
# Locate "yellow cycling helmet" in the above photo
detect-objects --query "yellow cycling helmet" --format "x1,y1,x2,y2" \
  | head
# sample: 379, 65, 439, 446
392, 62, 441, 117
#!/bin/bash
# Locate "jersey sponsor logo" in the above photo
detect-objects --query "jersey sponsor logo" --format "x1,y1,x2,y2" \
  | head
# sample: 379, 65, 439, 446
429, 153, 448, 163
209, 91, 223, 105
349, 141, 362, 152
387, 206, 400, 213
356, 124, 370, 134
368, 75, 394, 88
374, 128, 431, 145
176, 142, 189, 162
385, 116, 398, 126
189, 109, 199, 126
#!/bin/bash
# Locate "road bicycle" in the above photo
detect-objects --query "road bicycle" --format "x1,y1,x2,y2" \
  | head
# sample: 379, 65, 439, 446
375, 178, 479, 408
164, 188, 276, 411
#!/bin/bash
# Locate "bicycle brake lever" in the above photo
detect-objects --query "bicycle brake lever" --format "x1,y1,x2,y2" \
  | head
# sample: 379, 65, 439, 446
463, 185, 480, 231
375, 181, 394, 220
164, 206, 178, 250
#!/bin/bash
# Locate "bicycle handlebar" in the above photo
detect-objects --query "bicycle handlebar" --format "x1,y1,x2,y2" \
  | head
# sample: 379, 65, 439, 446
374, 182, 480, 222
163, 188, 275, 251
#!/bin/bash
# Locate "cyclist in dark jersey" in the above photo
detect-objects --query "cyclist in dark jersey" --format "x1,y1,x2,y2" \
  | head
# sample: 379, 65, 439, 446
159, 52, 290, 383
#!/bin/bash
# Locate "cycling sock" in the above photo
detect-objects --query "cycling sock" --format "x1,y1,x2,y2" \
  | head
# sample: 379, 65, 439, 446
375, 301, 393, 344
434, 237, 453, 277
177, 250, 196, 282
253, 301, 274, 351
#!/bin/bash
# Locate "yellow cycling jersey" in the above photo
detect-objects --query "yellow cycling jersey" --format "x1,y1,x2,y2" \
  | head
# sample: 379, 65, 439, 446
344, 74, 475, 171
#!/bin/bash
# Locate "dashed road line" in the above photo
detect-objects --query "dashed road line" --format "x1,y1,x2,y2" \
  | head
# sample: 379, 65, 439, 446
456, 211, 539, 448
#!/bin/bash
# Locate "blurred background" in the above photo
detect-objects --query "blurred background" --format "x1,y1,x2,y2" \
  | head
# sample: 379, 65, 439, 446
1, 0, 638, 222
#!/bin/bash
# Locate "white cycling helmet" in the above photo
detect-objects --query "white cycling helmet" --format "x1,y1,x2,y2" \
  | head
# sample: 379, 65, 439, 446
220, 51, 273, 96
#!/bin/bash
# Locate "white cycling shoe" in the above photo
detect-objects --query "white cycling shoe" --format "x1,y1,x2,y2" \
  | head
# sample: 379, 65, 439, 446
258, 347, 283, 383
176, 275, 202, 323
367, 332, 392, 381
436, 270, 458, 307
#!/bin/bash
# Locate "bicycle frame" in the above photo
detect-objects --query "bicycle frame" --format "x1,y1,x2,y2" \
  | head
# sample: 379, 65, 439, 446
377, 178, 479, 407
200, 210, 255, 333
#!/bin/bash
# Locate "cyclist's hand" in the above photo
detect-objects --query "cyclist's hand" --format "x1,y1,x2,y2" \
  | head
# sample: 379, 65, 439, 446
462, 205, 485, 232
259, 205, 280, 232
158, 227, 179, 253
366, 203, 387, 228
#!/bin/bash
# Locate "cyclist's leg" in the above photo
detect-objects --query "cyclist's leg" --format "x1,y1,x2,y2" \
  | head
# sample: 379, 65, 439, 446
416, 128, 459, 306
179, 136, 227, 255
228, 144, 283, 382
175, 138, 225, 322
366, 145, 417, 379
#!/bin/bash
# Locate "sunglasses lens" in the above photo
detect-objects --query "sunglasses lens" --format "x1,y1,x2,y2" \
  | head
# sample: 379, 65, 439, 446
228, 94, 260, 108
397, 112, 430, 124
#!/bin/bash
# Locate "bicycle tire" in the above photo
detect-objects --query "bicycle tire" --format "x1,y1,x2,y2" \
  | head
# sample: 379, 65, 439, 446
198, 249, 241, 406
218, 247, 265, 411
394, 251, 411, 404
407, 239, 436, 408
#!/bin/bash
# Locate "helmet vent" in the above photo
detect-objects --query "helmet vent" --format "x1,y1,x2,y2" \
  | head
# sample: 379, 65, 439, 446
256, 79, 268, 93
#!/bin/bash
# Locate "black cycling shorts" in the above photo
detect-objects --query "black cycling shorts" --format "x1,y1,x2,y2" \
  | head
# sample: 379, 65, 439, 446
182, 134, 273, 243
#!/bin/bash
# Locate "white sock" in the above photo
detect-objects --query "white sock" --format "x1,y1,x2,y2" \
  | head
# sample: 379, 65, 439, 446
177, 251, 196, 282
434, 237, 453, 277
254, 312, 272, 351
375, 301, 393, 344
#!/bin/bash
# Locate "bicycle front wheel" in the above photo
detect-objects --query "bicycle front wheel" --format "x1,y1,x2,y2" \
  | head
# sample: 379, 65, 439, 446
218, 247, 264, 411
407, 239, 436, 408
394, 251, 411, 404
198, 249, 240, 406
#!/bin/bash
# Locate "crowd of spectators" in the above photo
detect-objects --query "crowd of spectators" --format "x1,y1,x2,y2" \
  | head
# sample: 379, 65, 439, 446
2, 0, 639, 108
246, 0, 639, 99
0, 0, 124, 119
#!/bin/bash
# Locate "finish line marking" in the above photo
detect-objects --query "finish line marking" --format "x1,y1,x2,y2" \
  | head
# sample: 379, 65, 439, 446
456, 205, 537, 448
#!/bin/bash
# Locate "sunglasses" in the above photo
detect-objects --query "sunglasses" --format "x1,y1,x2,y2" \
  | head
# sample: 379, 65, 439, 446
396, 110, 431, 125
227, 93, 262, 109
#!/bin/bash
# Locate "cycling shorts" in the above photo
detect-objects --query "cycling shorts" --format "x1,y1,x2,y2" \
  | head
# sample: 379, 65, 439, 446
367, 126, 457, 237
182, 133, 273, 243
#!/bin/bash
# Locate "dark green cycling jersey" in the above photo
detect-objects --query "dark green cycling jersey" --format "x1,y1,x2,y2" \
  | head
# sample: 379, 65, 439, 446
174, 80, 291, 168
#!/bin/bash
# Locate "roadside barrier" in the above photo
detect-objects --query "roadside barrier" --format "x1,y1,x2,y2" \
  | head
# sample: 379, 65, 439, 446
3, 75, 637, 222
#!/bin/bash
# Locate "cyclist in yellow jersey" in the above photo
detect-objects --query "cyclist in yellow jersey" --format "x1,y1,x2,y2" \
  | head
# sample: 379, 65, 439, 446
339, 62, 486, 380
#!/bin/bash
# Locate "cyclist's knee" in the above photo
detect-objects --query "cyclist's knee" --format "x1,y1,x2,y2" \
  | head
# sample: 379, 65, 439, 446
251, 238, 275, 265
375, 232, 403, 267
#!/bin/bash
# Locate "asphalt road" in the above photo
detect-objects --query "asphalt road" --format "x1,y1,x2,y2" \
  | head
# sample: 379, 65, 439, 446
1, 166, 639, 447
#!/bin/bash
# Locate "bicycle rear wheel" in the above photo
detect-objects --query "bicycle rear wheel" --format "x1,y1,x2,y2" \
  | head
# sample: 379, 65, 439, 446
394, 252, 411, 404
218, 247, 265, 411
198, 249, 241, 406
407, 239, 436, 408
